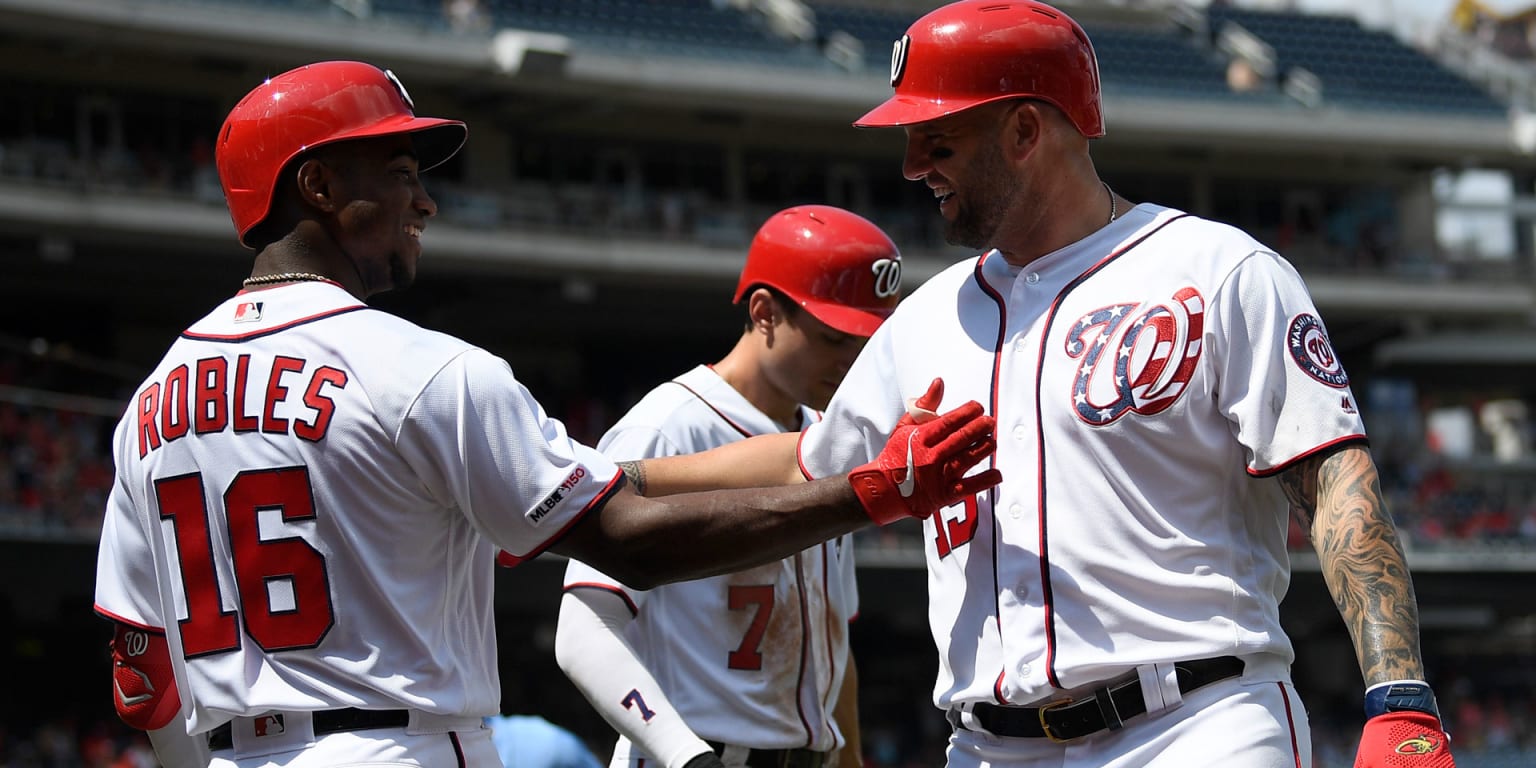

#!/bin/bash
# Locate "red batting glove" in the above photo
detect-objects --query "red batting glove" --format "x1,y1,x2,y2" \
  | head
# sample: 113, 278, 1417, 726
849, 389, 1001, 525
1354, 682, 1455, 768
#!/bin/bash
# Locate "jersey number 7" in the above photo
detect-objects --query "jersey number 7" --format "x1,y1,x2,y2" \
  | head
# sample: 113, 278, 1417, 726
156, 467, 335, 657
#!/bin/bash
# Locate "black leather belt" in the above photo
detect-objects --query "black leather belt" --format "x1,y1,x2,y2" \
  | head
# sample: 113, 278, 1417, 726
207, 708, 410, 750
949, 656, 1245, 742
707, 740, 826, 768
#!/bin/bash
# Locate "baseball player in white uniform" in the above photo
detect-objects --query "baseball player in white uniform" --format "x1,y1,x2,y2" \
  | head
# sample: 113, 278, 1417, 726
626, 3, 1458, 767
91, 61, 1002, 768
556, 206, 904, 768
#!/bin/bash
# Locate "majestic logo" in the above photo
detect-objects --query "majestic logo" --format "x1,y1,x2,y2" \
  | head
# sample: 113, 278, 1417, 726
255, 714, 286, 737
1286, 313, 1349, 388
233, 301, 263, 324
889, 35, 911, 87
383, 68, 416, 111
1393, 734, 1440, 755
527, 466, 588, 525
871, 258, 902, 299
1068, 287, 1204, 426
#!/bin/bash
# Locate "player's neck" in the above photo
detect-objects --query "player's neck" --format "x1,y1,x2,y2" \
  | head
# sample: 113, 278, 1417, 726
712, 340, 801, 431
995, 175, 1121, 267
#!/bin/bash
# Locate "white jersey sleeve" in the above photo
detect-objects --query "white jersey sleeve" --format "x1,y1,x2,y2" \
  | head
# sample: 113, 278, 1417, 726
397, 347, 624, 559
1210, 250, 1366, 473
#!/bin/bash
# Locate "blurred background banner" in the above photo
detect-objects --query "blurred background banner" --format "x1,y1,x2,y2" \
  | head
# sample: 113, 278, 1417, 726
3, 0, 1536, 765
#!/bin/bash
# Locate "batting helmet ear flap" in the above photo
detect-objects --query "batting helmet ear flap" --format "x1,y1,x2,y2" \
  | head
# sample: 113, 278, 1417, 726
855, 0, 1104, 138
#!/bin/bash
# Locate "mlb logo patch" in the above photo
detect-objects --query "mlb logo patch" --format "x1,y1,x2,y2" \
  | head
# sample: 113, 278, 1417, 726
233, 301, 263, 324
255, 713, 285, 737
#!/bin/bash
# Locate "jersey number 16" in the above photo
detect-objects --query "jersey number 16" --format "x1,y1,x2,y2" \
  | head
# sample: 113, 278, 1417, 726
156, 467, 335, 657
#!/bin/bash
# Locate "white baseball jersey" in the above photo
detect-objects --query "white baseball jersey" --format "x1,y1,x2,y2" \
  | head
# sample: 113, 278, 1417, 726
799, 205, 1366, 710
564, 365, 858, 753
95, 281, 622, 734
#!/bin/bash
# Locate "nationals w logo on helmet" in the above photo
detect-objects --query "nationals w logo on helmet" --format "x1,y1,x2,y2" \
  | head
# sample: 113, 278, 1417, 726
382, 68, 416, 110
889, 34, 911, 86
871, 258, 902, 299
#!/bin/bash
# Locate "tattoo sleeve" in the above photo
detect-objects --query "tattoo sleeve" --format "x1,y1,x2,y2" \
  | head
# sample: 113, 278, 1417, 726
1279, 445, 1425, 685
617, 460, 648, 496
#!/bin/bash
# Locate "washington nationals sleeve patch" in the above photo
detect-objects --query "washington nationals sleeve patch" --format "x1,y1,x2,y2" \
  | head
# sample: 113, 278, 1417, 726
1286, 313, 1350, 388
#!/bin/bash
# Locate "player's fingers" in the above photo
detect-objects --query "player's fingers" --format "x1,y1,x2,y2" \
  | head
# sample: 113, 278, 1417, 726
924, 407, 993, 452
946, 438, 998, 474
952, 469, 1003, 500
919, 400, 986, 444
904, 377, 945, 423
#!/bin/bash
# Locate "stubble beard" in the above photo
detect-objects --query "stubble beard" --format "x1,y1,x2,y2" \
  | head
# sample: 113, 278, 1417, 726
943, 139, 1013, 251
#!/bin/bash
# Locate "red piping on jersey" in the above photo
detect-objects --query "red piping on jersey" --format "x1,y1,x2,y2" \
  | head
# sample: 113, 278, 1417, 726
1248, 435, 1369, 478
970, 254, 1009, 702
498, 471, 626, 567
795, 429, 816, 481
818, 540, 839, 747
670, 379, 757, 438
1278, 682, 1303, 768
450, 730, 467, 767
563, 582, 639, 617
181, 305, 368, 342
792, 552, 816, 747
1021, 214, 1192, 691
94, 606, 163, 633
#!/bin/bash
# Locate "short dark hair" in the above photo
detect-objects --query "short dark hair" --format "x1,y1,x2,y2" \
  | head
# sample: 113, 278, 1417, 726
741, 285, 801, 331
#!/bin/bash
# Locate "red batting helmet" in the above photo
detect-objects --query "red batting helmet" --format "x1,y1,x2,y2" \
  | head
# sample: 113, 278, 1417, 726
854, 0, 1104, 138
216, 61, 468, 248
734, 206, 903, 338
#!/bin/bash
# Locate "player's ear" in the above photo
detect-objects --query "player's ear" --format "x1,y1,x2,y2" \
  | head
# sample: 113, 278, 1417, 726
747, 288, 781, 335
1002, 99, 1047, 164
294, 156, 340, 214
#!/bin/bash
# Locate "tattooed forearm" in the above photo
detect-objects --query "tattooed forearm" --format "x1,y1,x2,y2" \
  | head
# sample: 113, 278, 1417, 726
618, 460, 648, 496
1287, 445, 1424, 685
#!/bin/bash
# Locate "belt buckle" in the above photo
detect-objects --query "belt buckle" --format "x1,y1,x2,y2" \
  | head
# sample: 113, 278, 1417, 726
1036, 698, 1075, 744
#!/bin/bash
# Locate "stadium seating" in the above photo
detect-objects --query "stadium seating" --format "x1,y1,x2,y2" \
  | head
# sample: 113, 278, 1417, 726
1206, 6, 1507, 115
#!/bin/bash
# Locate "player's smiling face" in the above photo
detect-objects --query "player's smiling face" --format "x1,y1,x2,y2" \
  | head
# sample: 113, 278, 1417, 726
323, 134, 438, 296
902, 101, 1025, 250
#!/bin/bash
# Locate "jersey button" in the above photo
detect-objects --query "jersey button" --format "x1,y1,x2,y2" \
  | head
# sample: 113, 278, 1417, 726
1009, 503, 1023, 519
1017, 661, 1032, 676
1011, 425, 1027, 441
1025, 272, 1040, 284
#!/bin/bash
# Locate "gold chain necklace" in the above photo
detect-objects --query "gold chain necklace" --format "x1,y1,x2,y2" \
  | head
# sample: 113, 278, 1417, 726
242, 272, 332, 287
1103, 181, 1118, 224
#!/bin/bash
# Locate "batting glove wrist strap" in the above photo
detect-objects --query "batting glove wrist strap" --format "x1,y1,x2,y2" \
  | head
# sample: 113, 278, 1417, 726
849, 398, 999, 525
1363, 680, 1440, 719
1354, 682, 1455, 768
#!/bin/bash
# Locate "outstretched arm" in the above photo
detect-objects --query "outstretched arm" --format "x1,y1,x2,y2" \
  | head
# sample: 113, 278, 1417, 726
625, 431, 804, 496
1279, 443, 1422, 684
554, 398, 999, 590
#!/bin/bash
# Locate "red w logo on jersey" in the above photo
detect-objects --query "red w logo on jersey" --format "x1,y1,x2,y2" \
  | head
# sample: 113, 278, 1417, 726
1067, 287, 1204, 426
